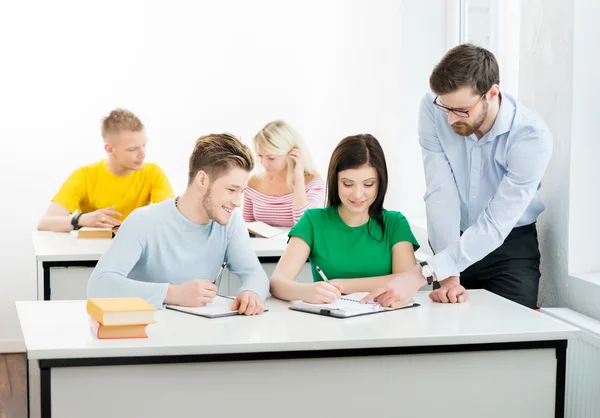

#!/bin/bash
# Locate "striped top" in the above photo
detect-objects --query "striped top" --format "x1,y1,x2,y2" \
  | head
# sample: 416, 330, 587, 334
242, 178, 326, 227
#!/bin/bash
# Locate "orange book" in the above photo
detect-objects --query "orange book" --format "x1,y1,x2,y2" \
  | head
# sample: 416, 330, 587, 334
86, 297, 157, 326
90, 319, 148, 339
71, 225, 120, 239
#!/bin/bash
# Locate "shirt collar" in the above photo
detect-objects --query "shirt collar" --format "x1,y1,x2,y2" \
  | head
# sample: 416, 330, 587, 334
483, 93, 515, 142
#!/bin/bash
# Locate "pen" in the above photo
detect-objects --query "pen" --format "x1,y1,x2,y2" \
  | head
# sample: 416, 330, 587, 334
213, 262, 227, 285
315, 266, 329, 282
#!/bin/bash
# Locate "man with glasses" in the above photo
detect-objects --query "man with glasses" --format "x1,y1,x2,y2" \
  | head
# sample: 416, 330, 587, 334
363, 44, 552, 309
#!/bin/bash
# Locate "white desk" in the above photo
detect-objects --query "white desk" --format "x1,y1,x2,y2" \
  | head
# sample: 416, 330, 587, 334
17, 290, 576, 418
32, 231, 430, 301
32, 231, 310, 300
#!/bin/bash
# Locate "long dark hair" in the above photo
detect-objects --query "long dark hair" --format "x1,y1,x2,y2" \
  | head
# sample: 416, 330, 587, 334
326, 134, 388, 238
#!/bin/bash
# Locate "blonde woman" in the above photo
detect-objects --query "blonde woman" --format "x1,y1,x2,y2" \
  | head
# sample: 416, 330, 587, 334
243, 120, 325, 227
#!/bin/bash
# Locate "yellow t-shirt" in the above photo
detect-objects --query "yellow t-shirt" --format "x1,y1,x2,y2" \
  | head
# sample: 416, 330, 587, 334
52, 160, 174, 221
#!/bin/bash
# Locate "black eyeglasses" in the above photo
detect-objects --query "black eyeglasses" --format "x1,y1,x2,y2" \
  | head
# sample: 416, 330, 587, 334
433, 92, 486, 118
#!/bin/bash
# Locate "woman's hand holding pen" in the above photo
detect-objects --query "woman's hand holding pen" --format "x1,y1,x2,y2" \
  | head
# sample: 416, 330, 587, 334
164, 280, 217, 307
301, 282, 344, 304
327, 279, 345, 294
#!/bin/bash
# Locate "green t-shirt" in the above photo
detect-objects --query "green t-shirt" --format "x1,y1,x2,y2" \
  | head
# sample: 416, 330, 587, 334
289, 206, 420, 282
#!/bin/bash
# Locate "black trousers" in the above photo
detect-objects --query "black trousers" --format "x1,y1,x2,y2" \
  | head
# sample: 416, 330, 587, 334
434, 223, 541, 309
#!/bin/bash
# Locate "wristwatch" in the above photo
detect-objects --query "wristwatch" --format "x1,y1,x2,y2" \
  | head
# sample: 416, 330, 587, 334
419, 261, 435, 285
71, 212, 83, 230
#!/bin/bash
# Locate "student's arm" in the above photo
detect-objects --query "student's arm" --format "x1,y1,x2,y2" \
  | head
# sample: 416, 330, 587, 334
242, 189, 255, 222
87, 212, 170, 308
225, 212, 269, 300
37, 202, 122, 232
428, 127, 553, 281
150, 164, 174, 203
37, 169, 84, 232
330, 241, 416, 294
292, 177, 325, 223
270, 237, 342, 303
270, 237, 312, 301
37, 203, 75, 232
418, 94, 461, 255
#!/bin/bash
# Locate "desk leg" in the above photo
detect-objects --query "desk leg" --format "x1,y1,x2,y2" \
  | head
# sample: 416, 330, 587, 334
28, 360, 41, 418
555, 345, 567, 418
36, 262, 44, 301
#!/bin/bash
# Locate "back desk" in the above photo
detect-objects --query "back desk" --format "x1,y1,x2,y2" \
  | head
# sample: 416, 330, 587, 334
32, 231, 431, 301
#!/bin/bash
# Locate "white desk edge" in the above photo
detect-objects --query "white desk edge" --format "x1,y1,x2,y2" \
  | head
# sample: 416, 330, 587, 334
17, 291, 578, 360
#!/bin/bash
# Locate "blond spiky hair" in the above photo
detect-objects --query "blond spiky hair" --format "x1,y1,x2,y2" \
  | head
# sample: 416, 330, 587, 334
101, 108, 144, 140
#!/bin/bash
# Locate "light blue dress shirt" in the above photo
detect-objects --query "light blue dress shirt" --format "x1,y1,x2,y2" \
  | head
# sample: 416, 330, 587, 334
87, 199, 269, 308
419, 92, 553, 281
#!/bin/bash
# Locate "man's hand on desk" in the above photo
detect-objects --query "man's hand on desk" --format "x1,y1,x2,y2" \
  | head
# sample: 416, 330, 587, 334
361, 264, 426, 308
429, 276, 469, 304
164, 280, 217, 307
79, 206, 122, 228
232, 291, 265, 316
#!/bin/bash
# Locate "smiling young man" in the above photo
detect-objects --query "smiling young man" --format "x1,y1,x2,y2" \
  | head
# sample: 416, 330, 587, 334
363, 44, 552, 309
37, 108, 174, 232
87, 133, 269, 315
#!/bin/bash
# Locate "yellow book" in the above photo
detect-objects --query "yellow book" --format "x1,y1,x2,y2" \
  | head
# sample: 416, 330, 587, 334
86, 297, 157, 326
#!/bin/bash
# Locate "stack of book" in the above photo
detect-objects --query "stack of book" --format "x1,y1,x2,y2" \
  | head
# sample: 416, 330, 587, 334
86, 297, 157, 339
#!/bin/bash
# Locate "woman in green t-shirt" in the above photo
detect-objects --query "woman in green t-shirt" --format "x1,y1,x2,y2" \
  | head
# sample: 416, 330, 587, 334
270, 134, 420, 303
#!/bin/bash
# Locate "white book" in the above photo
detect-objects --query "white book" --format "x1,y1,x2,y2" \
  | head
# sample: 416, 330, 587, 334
289, 292, 419, 318
246, 221, 284, 238
166, 296, 269, 318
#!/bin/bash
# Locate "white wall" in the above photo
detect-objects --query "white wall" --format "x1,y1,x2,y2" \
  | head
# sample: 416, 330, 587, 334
465, 0, 520, 98
566, 0, 600, 322
568, 0, 600, 277
397, 0, 448, 221
519, 0, 600, 317
0, 0, 447, 348
519, 0, 573, 307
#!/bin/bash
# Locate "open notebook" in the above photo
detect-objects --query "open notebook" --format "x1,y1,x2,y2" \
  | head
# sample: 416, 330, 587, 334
289, 292, 419, 318
246, 221, 284, 238
166, 296, 269, 319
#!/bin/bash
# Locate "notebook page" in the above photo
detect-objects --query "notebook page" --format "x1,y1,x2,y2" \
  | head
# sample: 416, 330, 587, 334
340, 292, 416, 308
292, 293, 386, 315
291, 292, 416, 317
166, 296, 235, 316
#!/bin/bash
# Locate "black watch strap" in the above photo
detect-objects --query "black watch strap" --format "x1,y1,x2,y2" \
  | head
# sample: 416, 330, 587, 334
71, 212, 83, 230
419, 261, 434, 285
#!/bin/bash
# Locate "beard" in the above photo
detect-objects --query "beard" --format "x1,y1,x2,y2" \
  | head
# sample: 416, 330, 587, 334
202, 186, 220, 223
451, 100, 488, 136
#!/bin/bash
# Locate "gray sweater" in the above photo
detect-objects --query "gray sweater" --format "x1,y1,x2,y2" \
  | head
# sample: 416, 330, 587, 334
87, 199, 269, 308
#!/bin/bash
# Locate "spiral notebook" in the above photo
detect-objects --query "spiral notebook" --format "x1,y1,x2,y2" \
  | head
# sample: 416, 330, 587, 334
166, 296, 269, 318
289, 292, 419, 318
